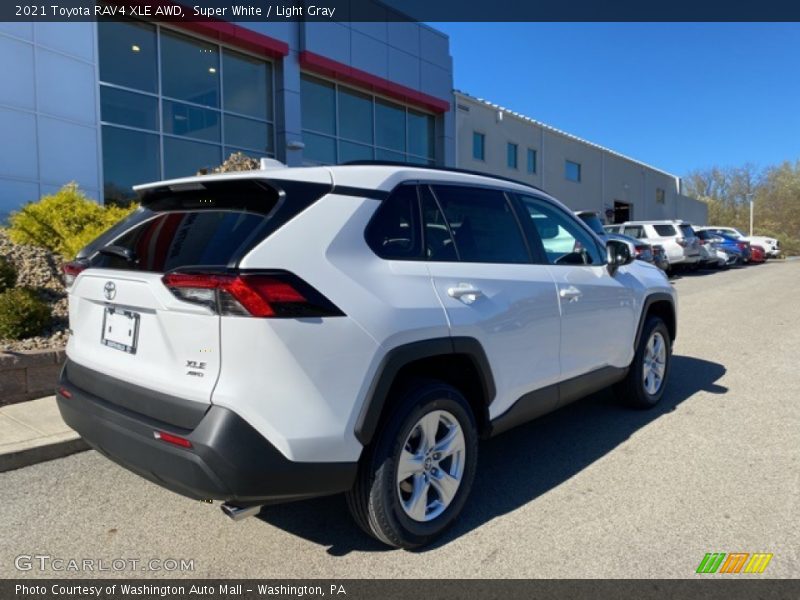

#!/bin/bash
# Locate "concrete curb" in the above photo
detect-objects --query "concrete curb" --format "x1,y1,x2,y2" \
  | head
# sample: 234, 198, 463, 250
0, 437, 89, 473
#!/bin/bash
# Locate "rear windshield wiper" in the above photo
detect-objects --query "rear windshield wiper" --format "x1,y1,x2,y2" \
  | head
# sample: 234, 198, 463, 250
98, 245, 137, 263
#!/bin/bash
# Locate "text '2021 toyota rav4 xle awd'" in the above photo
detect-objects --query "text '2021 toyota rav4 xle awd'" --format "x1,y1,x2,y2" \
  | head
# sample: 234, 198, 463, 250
57, 164, 676, 548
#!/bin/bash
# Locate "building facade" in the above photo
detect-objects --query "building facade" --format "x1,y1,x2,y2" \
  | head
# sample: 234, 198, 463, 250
0, 20, 454, 218
455, 91, 707, 225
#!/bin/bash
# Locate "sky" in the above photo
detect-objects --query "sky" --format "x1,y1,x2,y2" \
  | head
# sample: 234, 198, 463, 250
433, 23, 800, 177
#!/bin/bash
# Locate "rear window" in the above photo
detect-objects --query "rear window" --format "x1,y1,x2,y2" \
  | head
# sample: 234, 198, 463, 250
87, 179, 328, 272
653, 224, 677, 236
679, 224, 696, 237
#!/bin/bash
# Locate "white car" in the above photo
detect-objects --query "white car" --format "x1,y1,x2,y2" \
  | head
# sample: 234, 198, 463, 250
57, 163, 677, 549
606, 220, 701, 270
696, 226, 780, 258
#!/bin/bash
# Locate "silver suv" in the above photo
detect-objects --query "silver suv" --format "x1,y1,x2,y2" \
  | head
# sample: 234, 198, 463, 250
606, 220, 701, 270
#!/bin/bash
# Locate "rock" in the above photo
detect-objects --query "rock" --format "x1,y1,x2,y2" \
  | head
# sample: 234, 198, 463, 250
0, 230, 68, 352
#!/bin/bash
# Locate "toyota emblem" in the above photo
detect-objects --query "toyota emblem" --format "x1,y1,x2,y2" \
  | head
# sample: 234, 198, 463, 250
103, 281, 117, 301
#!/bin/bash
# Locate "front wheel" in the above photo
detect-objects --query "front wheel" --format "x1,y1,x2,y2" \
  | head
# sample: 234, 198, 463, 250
615, 316, 672, 409
346, 380, 478, 549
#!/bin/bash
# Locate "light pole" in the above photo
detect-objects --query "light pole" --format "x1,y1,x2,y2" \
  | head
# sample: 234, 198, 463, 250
747, 192, 754, 237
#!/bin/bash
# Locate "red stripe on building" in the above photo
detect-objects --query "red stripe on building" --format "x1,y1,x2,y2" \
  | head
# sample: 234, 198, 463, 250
298, 51, 450, 114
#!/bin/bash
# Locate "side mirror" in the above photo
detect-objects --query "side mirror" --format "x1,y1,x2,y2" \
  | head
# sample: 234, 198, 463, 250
606, 239, 635, 274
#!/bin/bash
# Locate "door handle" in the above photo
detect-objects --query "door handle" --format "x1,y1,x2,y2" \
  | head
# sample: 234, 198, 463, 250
559, 285, 582, 302
448, 283, 483, 305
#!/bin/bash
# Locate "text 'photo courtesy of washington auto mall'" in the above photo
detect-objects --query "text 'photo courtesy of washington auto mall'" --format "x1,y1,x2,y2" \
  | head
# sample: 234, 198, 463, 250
0, 0, 798, 598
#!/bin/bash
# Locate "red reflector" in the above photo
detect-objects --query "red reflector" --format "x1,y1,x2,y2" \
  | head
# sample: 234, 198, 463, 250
154, 431, 192, 448
58, 387, 72, 399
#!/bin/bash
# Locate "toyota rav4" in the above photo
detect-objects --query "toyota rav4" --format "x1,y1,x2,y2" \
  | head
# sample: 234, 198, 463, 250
56, 163, 677, 549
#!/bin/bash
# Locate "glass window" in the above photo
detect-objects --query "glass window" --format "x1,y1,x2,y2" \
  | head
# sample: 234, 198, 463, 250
565, 160, 581, 182
420, 186, 457, 262
431, 185, 529, 264
376, 99, 406, 152
527, 148, 537, 173
408, 110, 434, 159
224, 115, 272, 153
96, 211, 271, 272
302, 132, 336, 164
654, 224, 677, 236
376, 148, 406, 162
679, 224, 696, 237
472, 132, 485, 161
365, 185, 421, 259
161, 31, 219, 108
338, 87, 373, 144
507, 143, 518, 169
222, 49, 271, 119
656, 188, 665, 204
163, 100, 220, 142
101, 126, 160, 205
163, 137, 221, 179
517, 195, 604, 266
98, 21, 157, 93
622, 225, 646, 239
339, 141, 373, 163
100, 87, 158, 131
301, 75, 335, 135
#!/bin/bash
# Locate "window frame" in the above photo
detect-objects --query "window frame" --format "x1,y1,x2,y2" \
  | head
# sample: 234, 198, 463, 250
98, 22, 277, 203
472, 131, 486, 161
300, 73, 437, 166
527, 148, 537, 174
565, 159, 582, 183
507, 142, 518, 170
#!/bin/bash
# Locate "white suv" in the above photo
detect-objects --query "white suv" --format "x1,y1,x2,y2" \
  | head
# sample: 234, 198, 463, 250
606, 220, 701, 269
57, 164, 677, 548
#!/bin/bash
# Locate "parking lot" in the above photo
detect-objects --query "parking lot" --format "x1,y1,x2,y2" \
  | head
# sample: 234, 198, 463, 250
1, 260, 797, 579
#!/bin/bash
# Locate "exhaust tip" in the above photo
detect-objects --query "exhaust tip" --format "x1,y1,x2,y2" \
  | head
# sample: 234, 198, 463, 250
221, 503, 262, 522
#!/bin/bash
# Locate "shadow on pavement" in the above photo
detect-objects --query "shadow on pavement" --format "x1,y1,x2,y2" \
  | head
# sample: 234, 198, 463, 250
255, 354, 726, 555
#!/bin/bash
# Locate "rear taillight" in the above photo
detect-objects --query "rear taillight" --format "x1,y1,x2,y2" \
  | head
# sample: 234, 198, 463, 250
737, 242, 747, 250
162, 271, 344, 318
62, 261, 87, 288
634, 245, 646, 256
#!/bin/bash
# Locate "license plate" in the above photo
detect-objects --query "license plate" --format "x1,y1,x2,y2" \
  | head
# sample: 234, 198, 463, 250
101, 307, 140, 354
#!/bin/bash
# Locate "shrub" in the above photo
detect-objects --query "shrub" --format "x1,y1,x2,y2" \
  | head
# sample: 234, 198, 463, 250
7, 182, 136, 259
0, 288, 51, 340
0, 256, 15, 292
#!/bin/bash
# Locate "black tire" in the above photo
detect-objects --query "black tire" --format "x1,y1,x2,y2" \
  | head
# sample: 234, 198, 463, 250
346, 380, 478, 549
615, 316, 672, 409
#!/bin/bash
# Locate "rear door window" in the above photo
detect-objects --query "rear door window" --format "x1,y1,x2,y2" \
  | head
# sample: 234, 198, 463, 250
653, 224, 677, 236
429, 185, 530, 264
365, 185, 422, 259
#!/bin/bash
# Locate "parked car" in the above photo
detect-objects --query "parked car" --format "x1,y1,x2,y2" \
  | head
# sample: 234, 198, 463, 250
606, 220, 701, 270
651, 244, 670, 273
749, 244, 766, 263
696, 226, 780, 258
574, 212, 660, 267
697, 237, 727, 269
57, 163, 677, 549
695, 230, 749, 264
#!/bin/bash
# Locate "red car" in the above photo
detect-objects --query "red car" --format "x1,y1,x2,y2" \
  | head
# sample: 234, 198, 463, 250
749, 244, 766, 263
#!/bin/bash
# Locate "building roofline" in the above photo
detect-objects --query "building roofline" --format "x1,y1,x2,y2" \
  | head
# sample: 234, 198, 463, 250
454, 90, 680, 182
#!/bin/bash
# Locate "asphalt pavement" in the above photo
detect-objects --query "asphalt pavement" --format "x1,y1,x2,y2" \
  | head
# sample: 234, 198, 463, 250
1, 260, 797, 579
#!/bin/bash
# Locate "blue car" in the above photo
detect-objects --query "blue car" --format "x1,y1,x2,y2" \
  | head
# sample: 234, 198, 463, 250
696, 230, 750, 264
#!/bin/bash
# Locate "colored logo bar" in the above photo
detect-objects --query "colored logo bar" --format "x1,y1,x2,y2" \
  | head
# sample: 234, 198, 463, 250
696, 553, 773, 574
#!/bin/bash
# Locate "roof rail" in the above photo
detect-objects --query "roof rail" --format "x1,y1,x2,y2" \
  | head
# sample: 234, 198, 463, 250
341, 160, 546, 193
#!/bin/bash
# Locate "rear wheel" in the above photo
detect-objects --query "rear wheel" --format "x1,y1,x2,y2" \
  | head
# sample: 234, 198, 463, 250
615, 316, 671, 409
346, 380, 478, 549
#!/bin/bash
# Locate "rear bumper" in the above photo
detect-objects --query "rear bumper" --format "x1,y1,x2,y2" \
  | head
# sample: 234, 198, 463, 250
56, 360, 356, 506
